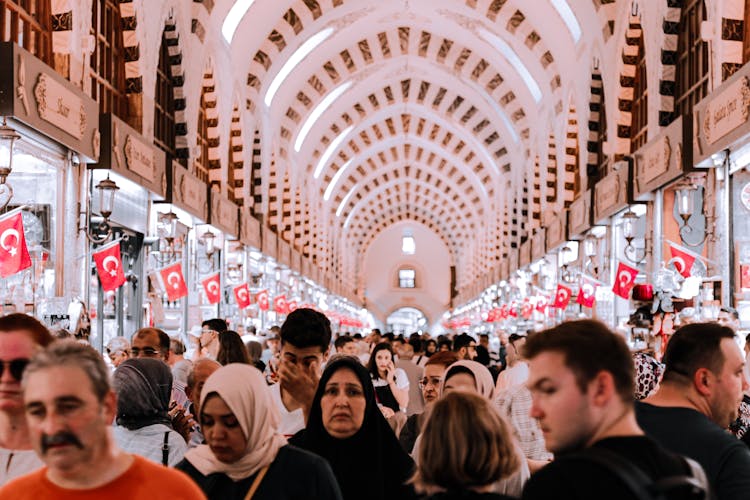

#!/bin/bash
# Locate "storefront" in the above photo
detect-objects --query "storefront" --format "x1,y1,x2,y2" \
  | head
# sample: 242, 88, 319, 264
0, 42, 99, 336
694, 63, 750, 328
89, 113, 167, 350
205, 189, 239, 322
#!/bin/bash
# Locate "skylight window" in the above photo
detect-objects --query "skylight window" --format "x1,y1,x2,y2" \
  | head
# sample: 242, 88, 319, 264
314, 126, 354, 179
294, 81, 352, 153
324, 158, 352, 201
264, 27, 335, 107
336, 184, 358, 217
478, 28, 542, 103
550, 0, 581, 43
402, 231, 415, 255
222, 0, 257, 43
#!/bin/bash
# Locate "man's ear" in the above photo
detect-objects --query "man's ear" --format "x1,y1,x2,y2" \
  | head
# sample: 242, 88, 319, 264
693, 368, 713, 396
102, 390, 118, 422
590, 370, 616, 407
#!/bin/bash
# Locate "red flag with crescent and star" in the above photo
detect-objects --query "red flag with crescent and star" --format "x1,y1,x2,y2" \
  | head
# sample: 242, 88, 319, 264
233, 283, 252, 309
535, 296, 549, 314
201, 273, 221, 305
0, 209, 31, 278
274, 294, 289, 314
92, 240, 126, 292
576, 277, 598, 308
159, 262, 188, 301
552, 284, 572, 308
256, 289, 270, 311
669, 243, 696, 278
612, 262, 639, 299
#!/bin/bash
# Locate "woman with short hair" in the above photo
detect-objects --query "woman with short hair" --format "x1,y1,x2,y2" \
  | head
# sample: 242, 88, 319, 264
413, 391, 520, 499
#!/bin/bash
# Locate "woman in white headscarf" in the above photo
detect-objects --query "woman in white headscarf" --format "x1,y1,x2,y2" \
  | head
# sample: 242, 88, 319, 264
176, 364, 342, 500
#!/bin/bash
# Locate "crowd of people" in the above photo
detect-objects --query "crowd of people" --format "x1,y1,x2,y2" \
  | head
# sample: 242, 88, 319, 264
0, 309, 748, 499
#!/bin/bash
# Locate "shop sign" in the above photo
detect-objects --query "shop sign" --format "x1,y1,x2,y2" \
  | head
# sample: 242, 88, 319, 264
209, 190, 238, 238
239, 208, 261, 249
169, 161, 207, 222
519, 240, 531, 268
567, 190, 593, 239
262, 226, 277, 260
531, 228, 546, 261
93, 114, 166, 199
546, 212, 568, 251
302, 258, 311, 279
702, 77, 750, 145
633, 116, 689, 200
278, 240, 292, 268
0, 42, 100, 162
509, 247, 519, 274
291, 249, 302, 273
594, 165, 628, 223
500, 258, 510, 281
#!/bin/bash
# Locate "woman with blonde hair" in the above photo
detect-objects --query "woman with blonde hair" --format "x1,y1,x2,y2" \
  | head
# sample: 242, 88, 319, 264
413, 391, 520, 499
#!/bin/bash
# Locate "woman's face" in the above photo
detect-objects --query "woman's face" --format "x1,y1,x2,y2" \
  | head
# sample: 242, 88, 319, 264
321, 367, 367, 439
375, 349, 392, 372
201, 395, 246, 464
443, 372, 477, 395
426, 342, 436, 354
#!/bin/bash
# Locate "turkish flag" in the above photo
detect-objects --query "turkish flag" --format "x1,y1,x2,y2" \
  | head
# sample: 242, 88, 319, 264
521, 298, 533, 319
669, 244, 696, 278
552, 284, 572, 308
288, 300, 298, 312
612, 262, 639, 299
508, 301, 518, 318
92, 241, 126, 292
201, 273, 221, 305
577, 277, 598, 308
159, 262, 188, 301
499, 304, 509, 319
0, 210, 31, 278
274, 294, 289, 314
535, 296, 549, 314
256, 289, 269, 311
233, 283, 252, 309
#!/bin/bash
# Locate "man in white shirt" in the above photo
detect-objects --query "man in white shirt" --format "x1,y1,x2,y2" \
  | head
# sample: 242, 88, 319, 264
0, 314, 54, 485
271, 308, 331, 437
495, 333, 529, 393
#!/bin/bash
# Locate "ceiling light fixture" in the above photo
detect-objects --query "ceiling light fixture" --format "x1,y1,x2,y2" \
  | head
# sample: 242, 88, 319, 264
550, 0, 581, 43
478, 28, 542, 103
336, 184, 358, 217
324, 158, 352, 201
265, 27, 335, 107
294, 80, 352, 152
314, 125, 354, 179
221, 0, 257, 43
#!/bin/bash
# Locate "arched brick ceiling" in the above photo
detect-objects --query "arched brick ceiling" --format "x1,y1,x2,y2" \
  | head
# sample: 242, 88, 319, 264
219, 0, 600, 291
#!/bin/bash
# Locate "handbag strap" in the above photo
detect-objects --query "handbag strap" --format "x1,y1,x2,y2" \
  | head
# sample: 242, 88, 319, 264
243, 466, 270, 500
161, 431, 170, 466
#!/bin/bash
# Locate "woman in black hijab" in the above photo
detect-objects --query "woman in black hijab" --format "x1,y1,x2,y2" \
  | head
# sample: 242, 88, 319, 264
112, 358, 187, 466
290, 356, 417, 500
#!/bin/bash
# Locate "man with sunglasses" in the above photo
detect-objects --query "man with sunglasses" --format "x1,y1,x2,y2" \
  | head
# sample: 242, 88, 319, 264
0, 313, 54, 486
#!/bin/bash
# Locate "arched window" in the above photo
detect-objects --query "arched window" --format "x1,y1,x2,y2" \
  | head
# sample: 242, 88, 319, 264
154, 30, 181, 164
90, 0, 128, 119
0, 0, 52, 64
398, 268, 416, 288
631, 34, 648, 152
674, 0, 709, 119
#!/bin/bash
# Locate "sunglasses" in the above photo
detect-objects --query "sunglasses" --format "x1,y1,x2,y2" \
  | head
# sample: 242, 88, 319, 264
0, 358, 30, 380
130, 347, 160, 358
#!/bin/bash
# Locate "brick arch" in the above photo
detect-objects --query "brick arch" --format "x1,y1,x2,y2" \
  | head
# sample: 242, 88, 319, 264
161, 15, 189, 161
198, 64, 221, 188
591, 0, 618, 42
118, 0, 143, 130
563, 98, 580, 208
614, 14, 643, 157
228, 104, 245, 204
719, 0, 745, 80
586, 68, 605, 181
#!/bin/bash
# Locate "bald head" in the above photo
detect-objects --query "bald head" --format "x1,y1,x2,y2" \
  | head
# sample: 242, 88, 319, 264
186, 358, 221, 410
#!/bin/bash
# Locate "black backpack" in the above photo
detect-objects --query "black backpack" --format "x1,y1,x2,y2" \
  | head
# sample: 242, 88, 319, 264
567, 447, 710, 500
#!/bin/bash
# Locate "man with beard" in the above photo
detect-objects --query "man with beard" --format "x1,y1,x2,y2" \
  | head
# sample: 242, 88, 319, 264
522, 320, 708, 500
0, 341, 203, 499
637, 323, 750, 500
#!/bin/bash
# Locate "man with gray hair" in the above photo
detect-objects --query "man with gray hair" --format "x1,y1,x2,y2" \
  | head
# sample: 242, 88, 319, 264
0, 341, 203, 498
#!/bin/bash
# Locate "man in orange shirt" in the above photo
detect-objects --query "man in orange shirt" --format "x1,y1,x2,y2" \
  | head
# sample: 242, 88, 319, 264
0, 340, 204, 499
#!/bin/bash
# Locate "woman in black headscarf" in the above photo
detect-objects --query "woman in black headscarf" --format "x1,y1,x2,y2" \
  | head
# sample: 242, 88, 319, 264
290, 356, 417, 500
112, 358, 187, 466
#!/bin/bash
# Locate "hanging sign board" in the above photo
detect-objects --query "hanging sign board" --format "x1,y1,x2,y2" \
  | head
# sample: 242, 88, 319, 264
546, 211, 568, 251
0, 42, 100, 162
531, 228, 546, 261
209, 190, 238, 238
594, 163, 629, 223
633, 116, 691, 200
93, 114, 167, 199
567, 190, 593, 239
239, 208, 261, 249
519, 239, 531, 268
168, 161, 208, 222
262, 226, 277, 260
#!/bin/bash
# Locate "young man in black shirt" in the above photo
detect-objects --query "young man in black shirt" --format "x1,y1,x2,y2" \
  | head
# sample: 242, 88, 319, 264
636, 322, 750, 500
522, 320, 706, 500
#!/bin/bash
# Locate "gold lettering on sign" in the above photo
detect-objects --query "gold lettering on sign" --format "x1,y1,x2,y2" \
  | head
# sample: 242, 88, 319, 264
596, 173, 621, 216
124, 135, 156, 183
639, 136, 671, 186
33, 73, 87, 139
703, 76, 750, 145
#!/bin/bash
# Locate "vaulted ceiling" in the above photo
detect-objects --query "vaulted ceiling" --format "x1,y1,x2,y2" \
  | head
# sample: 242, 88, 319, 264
211, 0, 612, 301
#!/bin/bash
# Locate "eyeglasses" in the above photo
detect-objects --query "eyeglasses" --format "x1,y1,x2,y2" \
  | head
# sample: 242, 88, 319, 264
130, 347, 160, 358
0, 358, 30, 380
418, 377, 443, 389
